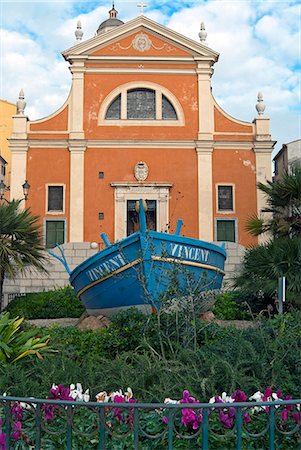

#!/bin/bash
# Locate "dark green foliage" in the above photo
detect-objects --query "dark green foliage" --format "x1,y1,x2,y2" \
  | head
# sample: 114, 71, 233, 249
246, 164, 301, 238
5, 286, 85, 319
0, 309, 300, 403
234, 237, 301, 309
0, 200, 47, 312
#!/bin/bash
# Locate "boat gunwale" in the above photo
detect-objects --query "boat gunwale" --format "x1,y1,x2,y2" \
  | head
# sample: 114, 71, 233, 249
69, 231, 141, 281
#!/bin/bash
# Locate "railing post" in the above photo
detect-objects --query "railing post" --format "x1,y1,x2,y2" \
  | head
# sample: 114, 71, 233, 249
168, 408, 173, 450
99, 406, 106, 449
66, 404, 72, 449
134, 407, 139, 449
269, 405, 275, 450
236, 406, 243, 449
5, 401, 10, 450
202, 408, 209, 450
35, 403, 41, 450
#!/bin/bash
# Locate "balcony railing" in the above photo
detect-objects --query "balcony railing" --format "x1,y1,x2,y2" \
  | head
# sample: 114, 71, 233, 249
0, 395, 300, 449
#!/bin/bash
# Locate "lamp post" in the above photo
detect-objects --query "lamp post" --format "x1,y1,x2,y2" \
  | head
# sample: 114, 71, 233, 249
0, 180, 30, 202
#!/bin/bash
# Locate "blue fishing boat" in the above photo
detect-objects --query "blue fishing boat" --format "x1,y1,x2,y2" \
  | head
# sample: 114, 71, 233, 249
51, 200, 227, 316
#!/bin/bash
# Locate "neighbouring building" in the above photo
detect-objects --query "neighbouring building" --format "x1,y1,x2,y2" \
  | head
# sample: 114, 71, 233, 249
0, 155, 7, 182
273, 139, 301, 180
5, 5, 276, 304
0, 99, 15, 184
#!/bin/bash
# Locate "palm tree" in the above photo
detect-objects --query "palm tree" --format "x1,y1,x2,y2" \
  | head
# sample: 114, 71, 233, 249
235, 165, 301, 310
246, 164, 301, 238
234, 237, 301, 307
0, 200, 48, 312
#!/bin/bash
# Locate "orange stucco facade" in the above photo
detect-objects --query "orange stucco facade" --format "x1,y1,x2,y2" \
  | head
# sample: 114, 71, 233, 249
9, 12, 275, 250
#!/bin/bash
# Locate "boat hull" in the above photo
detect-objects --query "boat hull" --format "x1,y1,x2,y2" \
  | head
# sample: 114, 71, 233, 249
70, 231, 226, 316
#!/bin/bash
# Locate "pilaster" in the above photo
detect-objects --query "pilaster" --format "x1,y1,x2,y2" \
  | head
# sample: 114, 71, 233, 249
69, 62, 85, 140
9, 140, 29, 202
196, 142, 214, 241
9, 113, 29, 203
69, 140, 86, 242
253, 116, 276, 242
196, 64, 214, 141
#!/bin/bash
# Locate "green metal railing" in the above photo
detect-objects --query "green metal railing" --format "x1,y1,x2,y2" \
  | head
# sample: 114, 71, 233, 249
0, 395, 300, 449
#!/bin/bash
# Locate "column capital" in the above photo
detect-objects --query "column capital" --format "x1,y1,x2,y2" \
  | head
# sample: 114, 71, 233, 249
195, 141, 214, 154
68, 140, 87, 153
253, 141, 276, 153
8, 139, 29, 152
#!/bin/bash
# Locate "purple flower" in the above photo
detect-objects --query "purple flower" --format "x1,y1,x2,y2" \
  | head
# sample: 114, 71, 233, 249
263, 388, 273, 400
48, 384, 73, 402
11, 403, 23, 420
11, 421, 22, 440
232, 390, 247, 402
181, 409, 202, 429
219, 410, 234, 429
0, 431, 6, 450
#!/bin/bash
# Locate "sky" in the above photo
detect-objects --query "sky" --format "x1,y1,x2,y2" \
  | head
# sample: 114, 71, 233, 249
1, 0, 300, 155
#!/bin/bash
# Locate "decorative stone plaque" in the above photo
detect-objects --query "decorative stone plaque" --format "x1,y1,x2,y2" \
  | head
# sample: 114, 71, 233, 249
134, 161, 149, 181
132, 33, 152, 52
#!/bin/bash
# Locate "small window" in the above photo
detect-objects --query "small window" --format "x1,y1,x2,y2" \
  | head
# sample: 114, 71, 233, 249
48, 186, 64, 212
216, 219, 236, 242
162, 94, 177, 120
45, 220, 65, 248
127, 89, 155, 119
218, 186, 233, 211
105, 94, 121, 119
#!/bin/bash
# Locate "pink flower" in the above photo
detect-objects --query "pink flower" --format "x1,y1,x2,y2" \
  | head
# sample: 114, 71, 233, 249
11, 421, 22, 440
232, 390, 247, 402
0, 431, 6, 450
11, 403, 23, 421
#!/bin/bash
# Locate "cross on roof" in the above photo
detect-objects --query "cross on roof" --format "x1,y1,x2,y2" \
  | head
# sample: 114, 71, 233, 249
137, 1, 147, 15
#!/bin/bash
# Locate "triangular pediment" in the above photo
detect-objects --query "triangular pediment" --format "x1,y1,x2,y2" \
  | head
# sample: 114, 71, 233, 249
62, 16, 219, 62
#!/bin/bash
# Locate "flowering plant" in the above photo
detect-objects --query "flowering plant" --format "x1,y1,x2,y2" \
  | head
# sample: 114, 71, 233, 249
0, 385, 300, 449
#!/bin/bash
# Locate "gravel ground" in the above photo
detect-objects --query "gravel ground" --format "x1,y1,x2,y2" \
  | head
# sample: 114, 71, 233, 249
26, 318, 79, 328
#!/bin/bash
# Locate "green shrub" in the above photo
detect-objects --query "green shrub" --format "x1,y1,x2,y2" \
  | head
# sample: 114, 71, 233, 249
5, 286, 85, 319
212, 293, 239, 319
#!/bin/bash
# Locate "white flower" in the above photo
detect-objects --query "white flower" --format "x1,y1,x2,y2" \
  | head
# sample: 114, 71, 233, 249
164, 398, 179, 404
96, 391, 110, 403
221, 392, 234, 403
249, 391, 263, 402
209, 396, 216, 404
69, 383, 90, 402
125, 387, 133, 400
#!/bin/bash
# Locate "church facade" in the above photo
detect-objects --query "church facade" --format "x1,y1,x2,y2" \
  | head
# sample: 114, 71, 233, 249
9, 7, 275, 254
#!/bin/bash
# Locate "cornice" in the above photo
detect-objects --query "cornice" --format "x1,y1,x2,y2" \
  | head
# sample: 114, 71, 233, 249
8, 139, 29, 152
27, 139, 197, 149
62, 16, 219, 61
111, 182, 173, 187
253, 141, 277, 152
85, 68, 196, 75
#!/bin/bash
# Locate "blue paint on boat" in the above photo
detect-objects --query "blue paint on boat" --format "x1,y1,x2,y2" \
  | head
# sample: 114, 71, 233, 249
68, 200, 227, 316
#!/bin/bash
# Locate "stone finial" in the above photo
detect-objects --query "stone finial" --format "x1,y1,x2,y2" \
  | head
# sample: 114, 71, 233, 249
75, 20, 83, 41
256, 91, 265, 116
16, 89, 26, 115
199, 22, 207, 43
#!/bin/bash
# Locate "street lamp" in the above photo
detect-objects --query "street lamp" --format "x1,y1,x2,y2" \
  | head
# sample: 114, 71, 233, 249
0, 180, 30, 202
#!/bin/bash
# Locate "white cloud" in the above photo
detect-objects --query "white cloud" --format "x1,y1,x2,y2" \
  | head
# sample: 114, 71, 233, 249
0, 0, 300, 151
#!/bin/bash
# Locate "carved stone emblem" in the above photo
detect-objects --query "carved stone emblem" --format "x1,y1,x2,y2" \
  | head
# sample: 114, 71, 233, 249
134, 161, 149, 182
132, 33, 151, 52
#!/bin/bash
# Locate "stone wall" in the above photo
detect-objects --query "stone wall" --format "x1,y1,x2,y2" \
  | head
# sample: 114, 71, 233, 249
2, 241, 245, 308
2, 243, 98, 309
